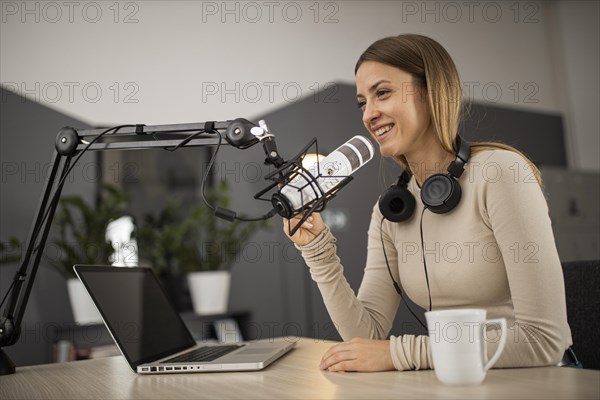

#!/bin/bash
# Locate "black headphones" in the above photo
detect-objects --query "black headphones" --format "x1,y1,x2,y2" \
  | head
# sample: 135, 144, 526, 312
379, 136, 471, 221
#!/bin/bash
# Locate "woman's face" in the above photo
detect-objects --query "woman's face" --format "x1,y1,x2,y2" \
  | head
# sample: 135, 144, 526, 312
355, 61, 433, 158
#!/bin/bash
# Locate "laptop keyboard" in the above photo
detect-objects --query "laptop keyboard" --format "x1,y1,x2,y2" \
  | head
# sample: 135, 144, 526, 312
161, 345, 244, 364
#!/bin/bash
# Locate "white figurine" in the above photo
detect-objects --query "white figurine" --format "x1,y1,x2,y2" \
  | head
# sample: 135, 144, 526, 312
105, 216, 138, 267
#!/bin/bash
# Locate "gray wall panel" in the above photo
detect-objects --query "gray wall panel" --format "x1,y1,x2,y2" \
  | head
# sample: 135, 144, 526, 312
1, 87, 95, 366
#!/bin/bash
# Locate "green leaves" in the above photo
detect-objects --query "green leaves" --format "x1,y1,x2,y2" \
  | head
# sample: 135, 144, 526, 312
1, 185, 129, 271
137, 180, 270, 274
51, 184, 130, 278
10, 179, 270, 277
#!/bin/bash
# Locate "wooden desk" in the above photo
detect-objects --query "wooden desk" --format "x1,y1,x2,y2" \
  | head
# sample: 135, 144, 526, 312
1, 338, 598, 399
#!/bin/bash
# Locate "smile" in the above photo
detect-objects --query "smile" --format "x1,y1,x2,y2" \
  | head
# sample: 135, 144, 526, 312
374, 124, 394, 137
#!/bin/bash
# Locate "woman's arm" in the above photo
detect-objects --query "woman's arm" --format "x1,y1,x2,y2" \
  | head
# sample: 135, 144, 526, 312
290, 206, 433, 371
480, 150, 572, 367
292, 213, 399, 340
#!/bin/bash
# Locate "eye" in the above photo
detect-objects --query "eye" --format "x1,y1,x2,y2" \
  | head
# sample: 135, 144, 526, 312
376, 89, 390, 97
356, 100, 366, 109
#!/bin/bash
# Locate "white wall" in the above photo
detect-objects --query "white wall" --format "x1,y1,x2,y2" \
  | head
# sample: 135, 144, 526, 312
547, 0, 599, 171
1, 0, 598, 170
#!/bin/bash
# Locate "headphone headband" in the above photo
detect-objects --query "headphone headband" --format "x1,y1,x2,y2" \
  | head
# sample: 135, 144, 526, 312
447, 135, 470, 179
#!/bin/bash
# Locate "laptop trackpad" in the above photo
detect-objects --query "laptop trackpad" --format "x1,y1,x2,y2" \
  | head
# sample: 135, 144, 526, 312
236, 348, 275, 356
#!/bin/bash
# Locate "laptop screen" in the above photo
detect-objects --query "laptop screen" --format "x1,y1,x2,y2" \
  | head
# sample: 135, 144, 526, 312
74, 265, 196, 369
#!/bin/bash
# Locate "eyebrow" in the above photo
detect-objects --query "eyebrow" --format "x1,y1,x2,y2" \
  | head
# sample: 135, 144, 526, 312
356, 79, 391, 98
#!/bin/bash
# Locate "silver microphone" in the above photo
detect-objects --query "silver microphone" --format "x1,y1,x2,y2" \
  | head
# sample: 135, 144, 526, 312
272, 135, 375, 218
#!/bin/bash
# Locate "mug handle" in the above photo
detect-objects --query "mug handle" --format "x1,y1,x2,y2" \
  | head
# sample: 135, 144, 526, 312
482, 318, 507, 371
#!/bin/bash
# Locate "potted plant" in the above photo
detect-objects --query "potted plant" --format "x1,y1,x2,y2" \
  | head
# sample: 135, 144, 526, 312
136, 197, 196, 311
51, 184, 130, 324
138, 180, 270, 315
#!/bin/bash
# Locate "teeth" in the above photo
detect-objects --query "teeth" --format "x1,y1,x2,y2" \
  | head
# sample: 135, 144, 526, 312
375, 125, 393, 136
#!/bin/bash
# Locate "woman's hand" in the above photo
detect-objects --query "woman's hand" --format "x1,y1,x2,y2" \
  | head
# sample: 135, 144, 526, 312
319, 338, 395, 372
283, 212, 326, 247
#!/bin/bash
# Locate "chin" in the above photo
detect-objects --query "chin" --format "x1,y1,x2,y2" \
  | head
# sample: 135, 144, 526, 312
378, 144, 400, 158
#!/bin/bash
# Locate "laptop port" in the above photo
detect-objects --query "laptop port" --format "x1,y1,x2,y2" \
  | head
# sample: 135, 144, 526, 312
158, 367, 164, 371
174, 367, 181, 370
166, 367, 172, 371
150, 367, 157, 372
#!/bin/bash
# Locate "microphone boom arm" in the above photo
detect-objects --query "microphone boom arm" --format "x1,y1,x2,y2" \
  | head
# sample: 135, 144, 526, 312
0, 118, 269, 375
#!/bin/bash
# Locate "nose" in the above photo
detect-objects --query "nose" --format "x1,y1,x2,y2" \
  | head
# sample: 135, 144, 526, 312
362, 102, 380, 128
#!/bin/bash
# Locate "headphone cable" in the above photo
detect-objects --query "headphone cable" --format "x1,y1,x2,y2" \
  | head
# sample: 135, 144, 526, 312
380, 218, 428, 331
419, 206, 433, 312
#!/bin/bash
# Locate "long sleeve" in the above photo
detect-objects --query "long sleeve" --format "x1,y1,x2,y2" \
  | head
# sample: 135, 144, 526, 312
296, 223, 400, 341
478, 150, 572, 367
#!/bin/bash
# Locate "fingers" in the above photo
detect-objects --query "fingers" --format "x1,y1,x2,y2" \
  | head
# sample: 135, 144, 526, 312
282, 215, 314, 235
291, 214, 314, 229
282, 212, 326, 246
319, 338, 394, 373
327, 360, 357, 372
320, 342, 355, 371
320, 342, 346, 367
302, 216, 315, 229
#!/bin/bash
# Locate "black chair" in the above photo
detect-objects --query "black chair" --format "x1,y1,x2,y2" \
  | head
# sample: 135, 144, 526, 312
561, 260, 600, 370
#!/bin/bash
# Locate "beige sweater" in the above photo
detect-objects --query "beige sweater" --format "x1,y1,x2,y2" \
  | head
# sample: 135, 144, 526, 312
297, 149, 572, 370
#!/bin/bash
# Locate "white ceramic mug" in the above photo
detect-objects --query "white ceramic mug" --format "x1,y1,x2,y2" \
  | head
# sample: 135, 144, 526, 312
425, 308, 507, 385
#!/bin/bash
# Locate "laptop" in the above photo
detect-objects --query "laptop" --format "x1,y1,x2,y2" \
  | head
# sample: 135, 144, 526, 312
74, 265, 295, 374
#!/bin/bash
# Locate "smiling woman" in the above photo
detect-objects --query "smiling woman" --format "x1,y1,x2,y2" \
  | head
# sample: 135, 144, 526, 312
356, 62, 435, 163
282, 34, 574, 373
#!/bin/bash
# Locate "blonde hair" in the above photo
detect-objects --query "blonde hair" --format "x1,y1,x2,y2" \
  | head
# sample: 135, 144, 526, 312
355, 34, 542, 186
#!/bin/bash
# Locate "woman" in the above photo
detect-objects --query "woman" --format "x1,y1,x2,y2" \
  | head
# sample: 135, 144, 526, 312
284, 34, 572, 372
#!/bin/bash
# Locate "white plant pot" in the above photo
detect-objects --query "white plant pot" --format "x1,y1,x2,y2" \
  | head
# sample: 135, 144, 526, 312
187, 271, 231, 315
67, 278, 102, 325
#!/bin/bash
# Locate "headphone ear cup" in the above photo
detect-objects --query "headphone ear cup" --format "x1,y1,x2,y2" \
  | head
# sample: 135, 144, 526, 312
420, 174, 462, 214
379, 184, 416, 222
